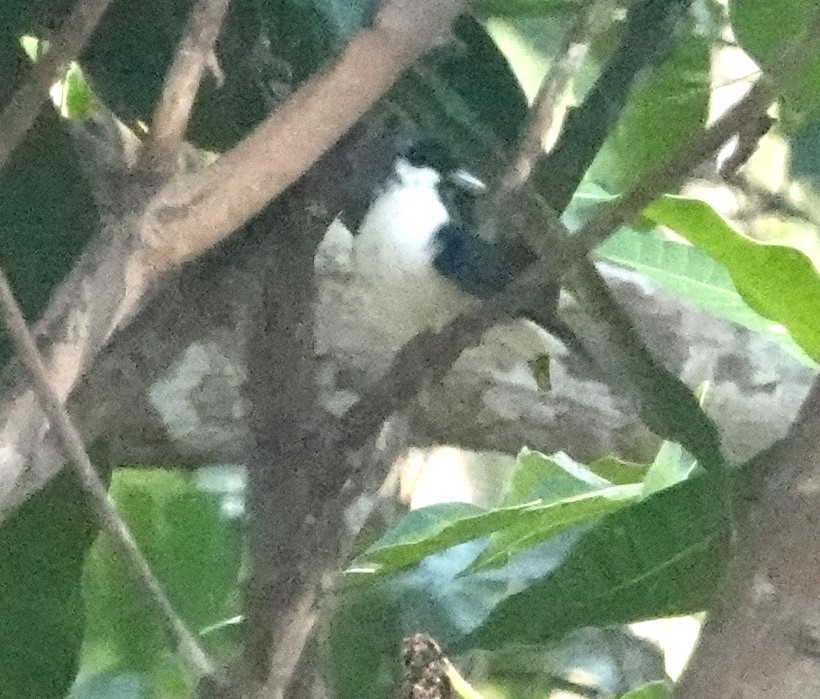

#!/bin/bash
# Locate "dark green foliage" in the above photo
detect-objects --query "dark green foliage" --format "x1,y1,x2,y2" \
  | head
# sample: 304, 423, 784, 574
0, 472, 100, 699
81, 0, 337, 151
0, 109, 100, 363
459, 474, 729, 650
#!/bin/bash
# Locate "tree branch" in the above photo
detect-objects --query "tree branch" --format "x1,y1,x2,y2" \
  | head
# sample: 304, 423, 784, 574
142, 0, 233, 166
675, 377, 820, 698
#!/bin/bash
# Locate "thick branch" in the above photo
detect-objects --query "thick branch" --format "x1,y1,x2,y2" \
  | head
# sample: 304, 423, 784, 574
675, 378, 820, 698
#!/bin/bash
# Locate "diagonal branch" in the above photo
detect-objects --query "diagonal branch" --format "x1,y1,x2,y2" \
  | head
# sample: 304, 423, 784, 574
500, 0, 607, 191
0, 267, 218, 683
675, 376, 820, 699
0, 0, 115, 171
142, 0, 233, 165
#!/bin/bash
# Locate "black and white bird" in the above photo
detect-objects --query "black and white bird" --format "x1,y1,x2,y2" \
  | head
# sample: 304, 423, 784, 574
339, 137, 583, 358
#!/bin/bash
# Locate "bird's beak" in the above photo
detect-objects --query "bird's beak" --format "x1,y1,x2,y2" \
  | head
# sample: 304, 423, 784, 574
448, 169, 487, 195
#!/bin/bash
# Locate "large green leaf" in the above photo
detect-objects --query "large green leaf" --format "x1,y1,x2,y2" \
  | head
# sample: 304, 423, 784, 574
351, 482, 641, 577
595, 225, 813, 361
644, 196, 820, 362
0, 472, 99, 699
459, 475, 729, 650
387, 15, 529, 171
729, 0, 820, 127
82, 470, 241, 681
589, 35, 711, 191
82, 0, 338, 151
502, 448, 613, 506
466, 484, 641, 573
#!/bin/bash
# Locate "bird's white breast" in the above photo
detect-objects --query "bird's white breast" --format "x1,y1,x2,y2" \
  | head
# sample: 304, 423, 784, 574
353, 162, 449, 274
349, 161, 473, 349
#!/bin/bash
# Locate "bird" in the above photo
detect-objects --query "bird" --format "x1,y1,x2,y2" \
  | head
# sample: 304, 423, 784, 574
342, 136, 586, 359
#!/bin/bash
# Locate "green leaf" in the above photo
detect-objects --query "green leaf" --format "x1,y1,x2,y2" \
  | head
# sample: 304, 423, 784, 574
595, 226, 813, 364
642, 440, 697, 497
466, 483, 642, 573
459, 475, 729, 650
20, 35, 46, 61
82, 470, 241, 675
729, 0, 820, 127
352, 483, 641, 577
59, 66, 94, 119
503, 448, 612, 506
323, 583, 402, 699
587, 454, 651, 486
590, 36, 711, 191
348, 502, 499, 576
644, 196, 820, 362
620, 681, 672, 699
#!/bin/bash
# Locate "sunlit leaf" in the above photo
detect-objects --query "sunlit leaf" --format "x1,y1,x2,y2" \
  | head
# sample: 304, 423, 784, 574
642, 440, 697, 496
644, 195, 820, 362
82, 470, 241, 676
589, 36, 710, 191
351, 484, 641, 577
594, 224, 814, 365
503, 448, 612, 506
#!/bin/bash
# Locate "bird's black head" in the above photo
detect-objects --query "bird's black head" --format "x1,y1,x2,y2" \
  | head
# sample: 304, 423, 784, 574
401, 138, 460, 175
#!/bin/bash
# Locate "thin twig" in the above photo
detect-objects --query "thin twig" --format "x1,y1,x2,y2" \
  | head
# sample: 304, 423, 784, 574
143, 0, 233, 165
0, 0, 115, 172
0, 267, 219, 684
501, 0, 606, 190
